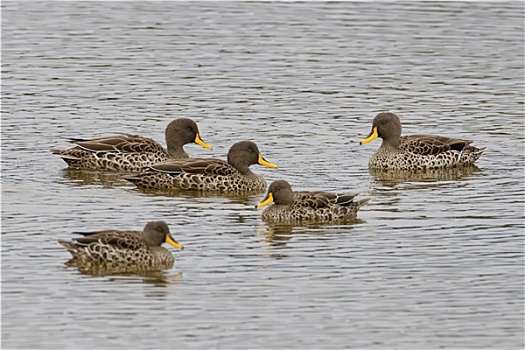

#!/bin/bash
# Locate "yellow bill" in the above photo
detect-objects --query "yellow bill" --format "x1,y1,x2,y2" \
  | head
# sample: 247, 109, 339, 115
258, 153, 278, 169
195, 133, 213, 150
360, 126, 378, 145
165, 234, 184, 250
257, 192, 274, 208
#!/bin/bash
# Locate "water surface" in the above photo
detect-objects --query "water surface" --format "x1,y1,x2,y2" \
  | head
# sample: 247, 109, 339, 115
2, 1, 524, 349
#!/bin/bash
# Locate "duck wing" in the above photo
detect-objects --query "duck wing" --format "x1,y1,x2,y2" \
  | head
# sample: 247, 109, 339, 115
71, 134, 164, 154
294, 191, 358, 209
147, 158, 236, 177
72, 230, 146, 251
402, 134, 472, 155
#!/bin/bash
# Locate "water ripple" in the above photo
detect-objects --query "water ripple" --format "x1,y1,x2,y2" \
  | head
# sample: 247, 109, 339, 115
2, 1, 523, 349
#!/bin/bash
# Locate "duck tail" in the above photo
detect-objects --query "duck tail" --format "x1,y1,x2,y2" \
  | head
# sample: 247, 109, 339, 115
463, 146, 486, 164
57, 240, 80, 256
356, 198, 371, 209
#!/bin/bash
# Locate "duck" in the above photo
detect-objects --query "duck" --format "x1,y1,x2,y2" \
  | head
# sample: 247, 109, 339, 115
58, 221, 183, 265
256, 180, 369, 224
51, 118, 212, 171
124, 140, 277, 192
359, 112, 486, 170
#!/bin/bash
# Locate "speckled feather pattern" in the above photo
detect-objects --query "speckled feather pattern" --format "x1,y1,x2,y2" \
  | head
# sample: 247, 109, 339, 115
258, 180, 368, 224
57, 221, 181, 266
58, 230, 174, 265
126, 167, 268, 192
262, 193, 368, 223
369, 135, 485, 170
51, 118, 210, 171
53, 137, 174, 172
60, 240, 173, 265
125, 141, 275, 192
361, 112, 485, 170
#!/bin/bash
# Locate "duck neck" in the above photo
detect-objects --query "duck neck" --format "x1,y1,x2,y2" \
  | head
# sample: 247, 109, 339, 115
381, 138, 400, 151
236, 165, 254, 176
167, 146, 188, 159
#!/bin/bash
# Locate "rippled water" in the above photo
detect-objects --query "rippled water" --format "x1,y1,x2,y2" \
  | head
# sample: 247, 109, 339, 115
2, 1, 524, 349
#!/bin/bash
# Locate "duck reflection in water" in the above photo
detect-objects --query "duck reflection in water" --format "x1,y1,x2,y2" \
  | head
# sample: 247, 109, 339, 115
369, 164, 481, 188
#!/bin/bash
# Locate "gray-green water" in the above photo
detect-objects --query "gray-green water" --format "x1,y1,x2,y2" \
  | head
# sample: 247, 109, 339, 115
2, 1, 524, 349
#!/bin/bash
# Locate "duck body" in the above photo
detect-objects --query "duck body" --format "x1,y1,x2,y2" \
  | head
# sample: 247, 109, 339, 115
360, 112, 485, 170
58, 221, 183, 266
369, 134, 485, 170
257, 180, 368, 224
52, 134, 174, 171
125, 141, 277, 192
51, 118, 212, 171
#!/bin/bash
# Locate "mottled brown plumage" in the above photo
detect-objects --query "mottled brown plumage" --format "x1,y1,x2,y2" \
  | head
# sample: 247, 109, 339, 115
125, 141, 277, 192
360, 112, 485, 170
58, 221, 183, 266
51, 118, 212, 171
256, 180, 369, 224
